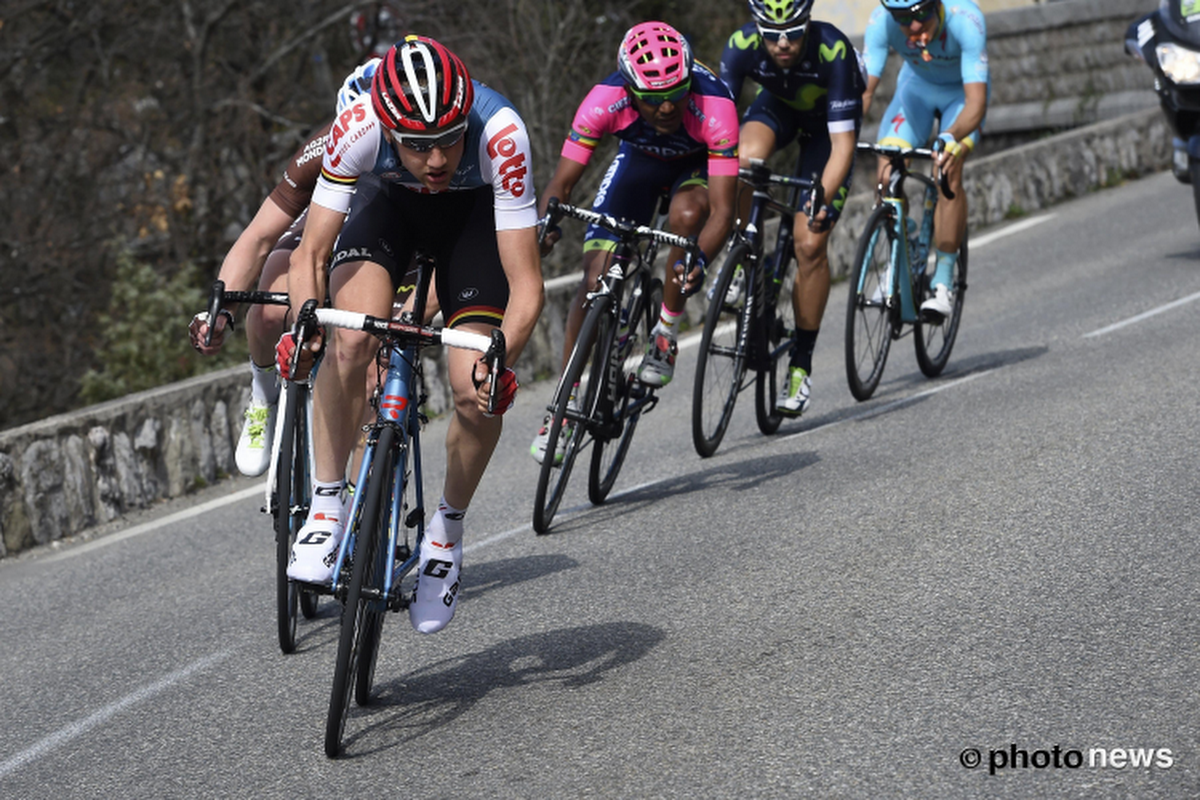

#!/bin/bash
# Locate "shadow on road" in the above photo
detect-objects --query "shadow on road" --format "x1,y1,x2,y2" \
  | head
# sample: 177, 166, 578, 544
343, 621, 666, 756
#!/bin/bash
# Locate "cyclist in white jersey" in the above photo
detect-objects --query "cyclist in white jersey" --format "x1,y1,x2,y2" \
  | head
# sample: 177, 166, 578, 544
280, 36, 543, 635
862, 0, 989, 320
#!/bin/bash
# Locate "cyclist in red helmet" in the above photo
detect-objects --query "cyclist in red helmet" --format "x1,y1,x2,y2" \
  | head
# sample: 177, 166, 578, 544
532, 21, 740, 466
281, 36, 544, 635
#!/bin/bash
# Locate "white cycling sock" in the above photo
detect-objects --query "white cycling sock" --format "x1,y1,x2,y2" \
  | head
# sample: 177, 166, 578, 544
308, 480, 345, 527
427, 497, 466, 546
655, 305, 683, 337
250, 359, 280, 406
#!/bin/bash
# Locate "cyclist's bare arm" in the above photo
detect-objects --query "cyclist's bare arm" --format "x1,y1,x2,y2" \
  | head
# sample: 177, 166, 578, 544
217, 198, 296, 293
819, 129, 858, 212
288, 202, 343, 313
539, 157, 588, 217
696, 172, 738, 262
944, 82, 988, 146
495, 226, 544, 365
862, 74, 881, 117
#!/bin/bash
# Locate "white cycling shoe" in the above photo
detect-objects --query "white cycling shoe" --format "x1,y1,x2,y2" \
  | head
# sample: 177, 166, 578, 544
410, 539, 462, 634
920, 284, 954, 321
286, 515, 344, 584
235, 397, 277, 477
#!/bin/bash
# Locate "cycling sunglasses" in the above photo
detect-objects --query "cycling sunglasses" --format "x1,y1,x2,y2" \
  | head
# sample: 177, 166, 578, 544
756, 21, 808, 44
889, 0, 939, 26
390, 120, 468, 153
629, 80, 691, 106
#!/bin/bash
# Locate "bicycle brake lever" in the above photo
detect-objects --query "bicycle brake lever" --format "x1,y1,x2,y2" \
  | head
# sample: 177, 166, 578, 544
485, 328, 507, 416
205, 280, 225, 348
291, 298, 319, 379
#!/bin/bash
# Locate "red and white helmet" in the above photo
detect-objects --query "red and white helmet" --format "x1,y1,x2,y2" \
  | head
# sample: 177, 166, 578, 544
371, 35, 473, 132
617, 21, 693, 92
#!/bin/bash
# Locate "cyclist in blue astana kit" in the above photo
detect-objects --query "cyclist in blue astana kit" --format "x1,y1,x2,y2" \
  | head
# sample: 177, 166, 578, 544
862, 0, 989, 320
720, 0, 864, 417
280, 36, 543, 635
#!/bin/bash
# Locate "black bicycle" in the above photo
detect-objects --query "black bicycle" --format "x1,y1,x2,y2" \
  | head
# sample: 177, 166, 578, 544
204, 281, 319, 655
532, 198, 700, 534
691, 159, 821, 458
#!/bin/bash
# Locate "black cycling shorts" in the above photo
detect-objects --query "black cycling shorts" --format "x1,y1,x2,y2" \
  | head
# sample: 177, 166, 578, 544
329, 178, 509, 328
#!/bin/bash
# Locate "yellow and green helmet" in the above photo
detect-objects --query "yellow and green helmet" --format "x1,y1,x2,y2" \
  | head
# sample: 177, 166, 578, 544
747, 0, 813, 27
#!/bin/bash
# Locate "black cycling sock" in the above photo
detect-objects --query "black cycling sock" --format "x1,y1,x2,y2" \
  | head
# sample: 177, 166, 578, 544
790, 328, 820, 374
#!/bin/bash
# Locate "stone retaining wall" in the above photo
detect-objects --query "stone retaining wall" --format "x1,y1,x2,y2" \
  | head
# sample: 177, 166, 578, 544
0, 0, 1176, 559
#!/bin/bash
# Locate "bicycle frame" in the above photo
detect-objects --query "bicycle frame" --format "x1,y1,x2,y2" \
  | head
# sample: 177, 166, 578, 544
873, 171, 939, 326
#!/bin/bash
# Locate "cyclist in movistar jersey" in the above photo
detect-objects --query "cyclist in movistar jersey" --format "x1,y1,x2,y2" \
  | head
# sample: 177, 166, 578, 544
532, 20, 739, 465
280, 37, 543, 635
720, 0, 864, 417
188, 60, 380, 478
863, 0, 989, 320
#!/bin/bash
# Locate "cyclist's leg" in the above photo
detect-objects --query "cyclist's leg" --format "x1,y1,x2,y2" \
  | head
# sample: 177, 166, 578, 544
236, 215, 303, 476
291, 184, 408, 583
737, 92, 784, 222
929, 87, 981, 298
637, 154, 708, 386
413, 186, 510, 633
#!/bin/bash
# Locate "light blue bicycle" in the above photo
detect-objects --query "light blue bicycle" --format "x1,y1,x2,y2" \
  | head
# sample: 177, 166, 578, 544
845, 142, 968, 401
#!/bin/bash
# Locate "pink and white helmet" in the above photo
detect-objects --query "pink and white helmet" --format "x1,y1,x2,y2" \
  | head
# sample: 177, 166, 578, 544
617, 21, 693, 92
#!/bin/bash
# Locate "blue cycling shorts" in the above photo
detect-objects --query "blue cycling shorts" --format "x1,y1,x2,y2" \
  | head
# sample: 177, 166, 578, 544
584, 141, 707, 254
875, 68, 984, 150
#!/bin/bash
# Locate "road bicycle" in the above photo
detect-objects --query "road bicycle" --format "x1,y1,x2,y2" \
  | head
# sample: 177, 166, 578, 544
844, 142, 968, 401
691, 158, 821, 458
532, 198, 700, 534
283, 254, 506, 758
204, 281, 320, 655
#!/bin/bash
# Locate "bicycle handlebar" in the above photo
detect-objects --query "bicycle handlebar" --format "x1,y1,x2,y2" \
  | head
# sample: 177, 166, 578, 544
308, 307, 506, 414
541, 197, 701, 258
203, 279, 291, 347
857, 141, 955, 200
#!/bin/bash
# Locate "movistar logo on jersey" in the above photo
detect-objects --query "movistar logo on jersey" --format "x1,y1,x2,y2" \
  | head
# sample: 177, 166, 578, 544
729, 30, 762, 51
819, 41, 847, 63
782, 84, 828, 112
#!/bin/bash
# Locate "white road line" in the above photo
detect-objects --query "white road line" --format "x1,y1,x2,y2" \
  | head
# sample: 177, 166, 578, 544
968, 213, 1055, 248
36, 485, 267, 564
1083, 289, 1200, 339
0, 650, 233, 780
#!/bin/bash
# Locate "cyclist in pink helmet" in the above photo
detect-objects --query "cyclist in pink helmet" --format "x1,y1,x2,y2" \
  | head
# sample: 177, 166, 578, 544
532, 21, 740, 465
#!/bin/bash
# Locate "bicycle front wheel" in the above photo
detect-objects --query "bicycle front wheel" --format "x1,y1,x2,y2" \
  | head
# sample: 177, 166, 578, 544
691, 243, 752, 457
274, 381, 309, 655
325, 425, 394, 758
755, 250, 797, 435
532, 295, 612, 534
845, 204, 896, 401
914, 233, 967, 377
589, 276, 661, 502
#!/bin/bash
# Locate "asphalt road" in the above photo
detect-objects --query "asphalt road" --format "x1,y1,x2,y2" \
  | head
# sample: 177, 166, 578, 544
2, 170, 1199, 798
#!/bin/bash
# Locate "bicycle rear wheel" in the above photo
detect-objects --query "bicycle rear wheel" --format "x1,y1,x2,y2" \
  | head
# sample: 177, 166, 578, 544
532, 295, 611, 533
325, 425, 394, 758
755, 251, 797, 435
845, 204, 896, 401
914, 233, 967, 376
589, 276, 661, 503
691, 243, 752, 457
274, 381, 309, 655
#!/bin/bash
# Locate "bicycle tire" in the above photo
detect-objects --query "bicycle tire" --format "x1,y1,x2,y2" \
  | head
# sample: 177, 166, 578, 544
691, 243, 752, 457
755, 250, 797, 435
914, 233, 968, 377
531, 295, 612, 533
325, 425, 394, 758
845, 204, 897, 401
274, 381, 308, 655
299, 588, 319, 619
589, 276, 661, 502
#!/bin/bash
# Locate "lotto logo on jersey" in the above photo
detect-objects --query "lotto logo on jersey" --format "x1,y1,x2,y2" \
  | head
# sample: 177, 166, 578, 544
486, 123, 528, 198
